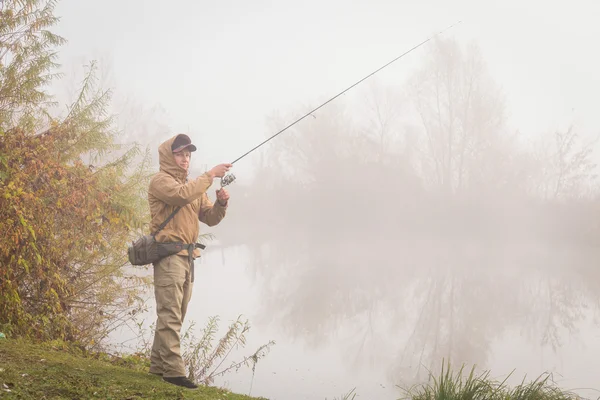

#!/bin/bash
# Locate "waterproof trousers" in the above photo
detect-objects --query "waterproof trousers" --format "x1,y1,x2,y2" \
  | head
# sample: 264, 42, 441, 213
149, 254, 194, 378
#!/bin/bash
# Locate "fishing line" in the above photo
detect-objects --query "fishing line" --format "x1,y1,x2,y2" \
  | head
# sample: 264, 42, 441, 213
220, 20, 462, 187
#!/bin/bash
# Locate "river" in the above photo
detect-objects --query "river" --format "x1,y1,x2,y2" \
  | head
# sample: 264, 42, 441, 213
109, 244, 600, 400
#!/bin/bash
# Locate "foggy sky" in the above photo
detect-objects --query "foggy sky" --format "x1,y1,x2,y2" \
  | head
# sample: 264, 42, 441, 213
53, 0, 600, 179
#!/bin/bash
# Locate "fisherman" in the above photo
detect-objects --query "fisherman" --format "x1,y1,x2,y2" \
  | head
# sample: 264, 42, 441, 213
147, 133, 232, 388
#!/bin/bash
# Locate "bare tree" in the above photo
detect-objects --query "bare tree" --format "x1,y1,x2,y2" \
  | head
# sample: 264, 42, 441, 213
407, 38, 508, 194
532, 125, 598, 200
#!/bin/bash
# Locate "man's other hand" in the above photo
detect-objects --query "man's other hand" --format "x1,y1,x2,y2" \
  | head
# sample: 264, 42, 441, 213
216, 188, 230, 206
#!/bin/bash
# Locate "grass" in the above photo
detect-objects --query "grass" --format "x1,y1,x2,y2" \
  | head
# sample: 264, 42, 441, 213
0, 338, 268, 400
398, 362, 591, 400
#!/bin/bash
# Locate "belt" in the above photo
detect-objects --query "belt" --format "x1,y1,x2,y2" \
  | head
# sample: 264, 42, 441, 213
186, 243, 206, 283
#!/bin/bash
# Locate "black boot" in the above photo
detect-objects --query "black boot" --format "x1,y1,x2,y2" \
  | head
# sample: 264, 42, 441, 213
163, 376, 198, 389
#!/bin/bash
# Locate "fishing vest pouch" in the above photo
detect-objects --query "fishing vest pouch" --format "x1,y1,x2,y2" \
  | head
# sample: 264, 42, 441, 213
128, 206, 183, 266
127, 206, 207, 266
127, 234, 170, 266
127, 236, 204, 266
128, 235, 152, 266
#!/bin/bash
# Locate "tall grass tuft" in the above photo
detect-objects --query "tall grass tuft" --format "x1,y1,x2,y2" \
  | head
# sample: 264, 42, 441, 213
506, 373, 580, 400
398, 360, 587, 400
399, 361, 496, 400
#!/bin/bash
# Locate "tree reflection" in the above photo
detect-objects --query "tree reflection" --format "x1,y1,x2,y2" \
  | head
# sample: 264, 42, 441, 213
218, 37, 600, 385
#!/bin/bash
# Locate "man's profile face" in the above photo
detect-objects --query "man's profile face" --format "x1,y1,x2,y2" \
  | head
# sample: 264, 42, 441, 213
173, 150, 191, 171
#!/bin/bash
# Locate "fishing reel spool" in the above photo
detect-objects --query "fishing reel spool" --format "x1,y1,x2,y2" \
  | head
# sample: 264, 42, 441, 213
220, 173, 236, 188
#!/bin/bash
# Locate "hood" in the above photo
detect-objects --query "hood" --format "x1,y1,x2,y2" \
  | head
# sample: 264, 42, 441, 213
158, 135, 188, 181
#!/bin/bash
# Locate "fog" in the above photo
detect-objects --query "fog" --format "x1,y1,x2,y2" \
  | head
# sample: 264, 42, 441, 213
51, 0, 600, 399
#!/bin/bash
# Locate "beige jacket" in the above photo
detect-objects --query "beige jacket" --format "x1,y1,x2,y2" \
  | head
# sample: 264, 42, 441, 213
148, 135, 227, 258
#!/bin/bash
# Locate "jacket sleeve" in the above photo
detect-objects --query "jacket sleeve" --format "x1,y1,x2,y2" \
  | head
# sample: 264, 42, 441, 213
149, 172, 214, 207
198, 192, 227, 227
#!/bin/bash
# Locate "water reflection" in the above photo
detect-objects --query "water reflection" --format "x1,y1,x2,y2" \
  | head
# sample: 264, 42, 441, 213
232, 229, 600, 387
210, 93, 600, 395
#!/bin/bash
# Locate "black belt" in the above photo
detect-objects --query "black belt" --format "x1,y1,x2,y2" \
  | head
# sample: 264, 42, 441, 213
186, 243, 205, 283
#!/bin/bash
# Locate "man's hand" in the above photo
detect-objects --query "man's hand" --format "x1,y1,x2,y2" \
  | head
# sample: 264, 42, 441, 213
216, 188, 230, 206
208, 163, 232, 178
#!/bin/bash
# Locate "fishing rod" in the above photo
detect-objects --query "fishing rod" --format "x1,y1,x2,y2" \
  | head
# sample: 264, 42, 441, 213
219, 20, 462, 188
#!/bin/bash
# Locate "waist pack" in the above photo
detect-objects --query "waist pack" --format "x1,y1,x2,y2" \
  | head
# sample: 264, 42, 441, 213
128, 206, 205, 266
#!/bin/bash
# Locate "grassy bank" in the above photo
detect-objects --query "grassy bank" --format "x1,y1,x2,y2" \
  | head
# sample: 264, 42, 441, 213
0, 338, 266, 399
0, 339, 592, 400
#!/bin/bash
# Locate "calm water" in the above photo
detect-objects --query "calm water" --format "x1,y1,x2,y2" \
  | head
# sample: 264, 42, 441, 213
110, 245, 600, 400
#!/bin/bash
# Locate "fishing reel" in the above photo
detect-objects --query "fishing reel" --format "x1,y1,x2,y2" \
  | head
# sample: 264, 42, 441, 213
220, 173, 236, 188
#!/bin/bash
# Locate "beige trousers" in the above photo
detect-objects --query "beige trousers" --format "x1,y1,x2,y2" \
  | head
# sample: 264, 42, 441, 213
149, 254, 194, 378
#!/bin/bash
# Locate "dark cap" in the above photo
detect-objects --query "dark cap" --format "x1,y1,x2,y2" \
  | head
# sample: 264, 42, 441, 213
171, 134, 197, 153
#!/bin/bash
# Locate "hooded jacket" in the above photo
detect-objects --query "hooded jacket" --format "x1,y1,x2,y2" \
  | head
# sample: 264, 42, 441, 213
147, 135, 228, 258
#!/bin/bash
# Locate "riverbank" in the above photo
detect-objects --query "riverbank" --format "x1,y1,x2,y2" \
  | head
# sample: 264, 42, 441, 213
0, 338, 590, 399
0, 338, 267, 399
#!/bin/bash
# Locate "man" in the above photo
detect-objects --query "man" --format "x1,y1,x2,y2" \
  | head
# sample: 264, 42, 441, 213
146, 133, 232, 388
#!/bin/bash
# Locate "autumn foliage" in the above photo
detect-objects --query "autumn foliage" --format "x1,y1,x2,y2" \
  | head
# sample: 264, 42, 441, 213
0, 0, 152, 346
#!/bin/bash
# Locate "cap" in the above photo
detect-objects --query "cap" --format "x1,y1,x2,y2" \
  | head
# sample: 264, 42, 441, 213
171, 134, 197, 153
